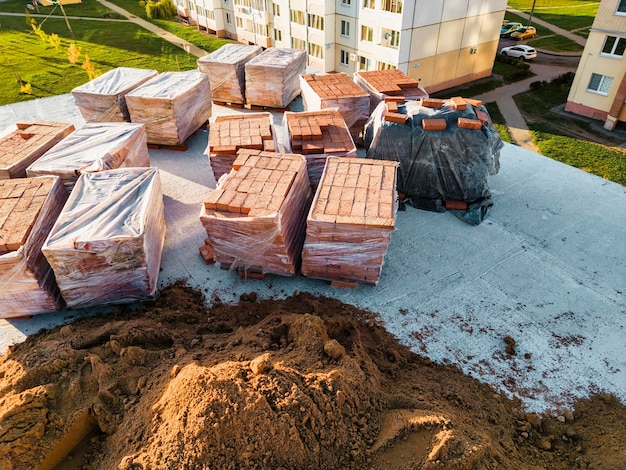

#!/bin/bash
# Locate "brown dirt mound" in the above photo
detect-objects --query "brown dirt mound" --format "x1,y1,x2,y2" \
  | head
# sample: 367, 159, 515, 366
0, 282, 624, 470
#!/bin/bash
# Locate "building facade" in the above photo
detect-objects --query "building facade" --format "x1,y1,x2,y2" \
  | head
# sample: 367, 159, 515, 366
175, 0, 506, 93
566, 0, 626, 130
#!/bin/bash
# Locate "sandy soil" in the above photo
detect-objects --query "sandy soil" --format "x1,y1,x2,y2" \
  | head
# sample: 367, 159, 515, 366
0, 282, 624, 470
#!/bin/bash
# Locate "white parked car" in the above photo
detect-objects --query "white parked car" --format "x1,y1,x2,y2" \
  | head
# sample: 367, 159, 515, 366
500, 45, 537, 60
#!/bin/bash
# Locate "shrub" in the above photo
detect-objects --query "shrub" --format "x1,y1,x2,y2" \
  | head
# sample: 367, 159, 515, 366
139, 1, 146, 7
146, 0, 177, 19
529, 80, 548, 90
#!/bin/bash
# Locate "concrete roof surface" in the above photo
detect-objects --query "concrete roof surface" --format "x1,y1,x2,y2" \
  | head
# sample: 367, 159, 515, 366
0, 94, 624, 413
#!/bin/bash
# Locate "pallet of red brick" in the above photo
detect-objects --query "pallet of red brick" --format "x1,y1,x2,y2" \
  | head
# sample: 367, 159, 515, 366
200, 149, 312, 277
0, 121, 74, 179
72, 67, 158, 122
197, 44, 262, 105
26, 122, 150, 192
42, 168, 166, 309
353, 69, 428, 112
207, 113, 277, 181
125, 70, 212, 146
301, 157, 398, 286
244, 48, 307, 109
299, 72, 370, 141
0, 176, 68, 317
283, 110, 356, 188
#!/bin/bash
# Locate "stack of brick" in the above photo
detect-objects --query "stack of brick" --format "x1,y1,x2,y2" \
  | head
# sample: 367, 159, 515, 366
126, 70, 212, 146
283, 110, 356, 187
42, 168, 166, 309
207, 113, 277, 181
197, 44, 262, 104
26, 122, 150, 191
299, 73, 370, 141
0, 176, 68, 317
301, 157, 397, 286
200, 149, 312, 277
0, 121, 75, 179
244, 48, 307, 108
72, 67, 158, 122
353, 69, 428, 112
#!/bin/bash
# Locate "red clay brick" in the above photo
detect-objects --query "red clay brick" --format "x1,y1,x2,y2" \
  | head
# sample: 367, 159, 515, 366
422, 119, 447, 131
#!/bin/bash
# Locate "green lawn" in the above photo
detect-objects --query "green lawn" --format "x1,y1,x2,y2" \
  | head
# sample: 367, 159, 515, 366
0, 0, 120, 17
506, 0, 598, 38
484, 102, 513, 143
0, 15, 198, 104
514, 80, 626, 185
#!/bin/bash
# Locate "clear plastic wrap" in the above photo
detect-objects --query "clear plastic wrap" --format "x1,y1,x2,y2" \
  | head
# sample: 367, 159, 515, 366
71, 67, 159, 122
282, 110, 357, 188
206, 113, 277, 181
200, 150, 312, 276
364, 99, 502, 225
0, 176, 68, 317
41, 168, 166, 309
301, 157, 398, 286
25, 122, 150, 191
0, 121, 75, 179
197, 44, 262, 104
244, 48, 307, 108
126, 70, 212, 145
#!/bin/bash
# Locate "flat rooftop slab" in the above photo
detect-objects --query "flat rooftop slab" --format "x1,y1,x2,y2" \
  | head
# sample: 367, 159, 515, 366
1, 94, 624, 412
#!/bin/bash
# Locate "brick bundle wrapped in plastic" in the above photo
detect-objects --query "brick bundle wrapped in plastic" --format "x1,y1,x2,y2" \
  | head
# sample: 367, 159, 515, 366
0, 121, 75, 179
41, 168, 166, 309
71, 67, 158, 122
363, 97, 503, 225
125, 70, 212, 146
301, 157, 398, 286
353, 69, 428, 113
197, 44, 262, 104
244, 48, 307, 108
299, 72, 370, 142
200, 150, 312, 277
26, 122, 150, 191
282, 110, 357, 188
0, 176, 68, 317
207, 113, 277, 181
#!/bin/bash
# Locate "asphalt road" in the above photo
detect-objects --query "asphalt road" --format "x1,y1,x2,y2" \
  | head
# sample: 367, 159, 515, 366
498, 37, 581, 67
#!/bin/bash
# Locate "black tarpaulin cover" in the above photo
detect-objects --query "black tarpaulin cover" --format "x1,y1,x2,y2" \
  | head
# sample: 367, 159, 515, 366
363, 100, 503, 225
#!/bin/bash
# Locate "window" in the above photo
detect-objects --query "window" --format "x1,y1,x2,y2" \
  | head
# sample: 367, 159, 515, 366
377, 61, 396, 70
255, 23, 268, 36
291, 37, 305, 50
236, 16, 244, 27
381, 0, 402, 13
601, 36, 626, 57
359, 56, 371, 70
274, 29, 282, 41
226, 12, 232, 24
290, 9, 305, 25
382, 28, 400, 48
206, 9, 214, 19
342, 0, 351, 4
587, 73, 613, 95
363, 0, 374, 8
341, 20, 350, 37
617, 0, 626, 13
308, 13, 324, 30
308, 42, 324, 59
340, 50, 349, 66
273, 2, 280, 16
361, 25, 373, 42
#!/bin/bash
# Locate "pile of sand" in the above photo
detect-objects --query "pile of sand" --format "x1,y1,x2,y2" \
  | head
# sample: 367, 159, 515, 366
0, 282, 624, 469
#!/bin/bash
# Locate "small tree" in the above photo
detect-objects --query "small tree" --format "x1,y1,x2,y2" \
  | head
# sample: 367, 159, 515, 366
146, 0, 177, 19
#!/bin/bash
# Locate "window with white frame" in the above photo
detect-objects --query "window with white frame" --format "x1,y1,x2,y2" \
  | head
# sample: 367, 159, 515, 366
342, 0, 351, 5
226, 12, 232, 24
363, 0, 374, 8
359, 56, 371, 70
291, 37, 305, 49
361, 25, 373, 42
290, 9, 305, 25
273, 2, 280, 16
341, 20, 350, 37
617, 0, 626, 13
206, 9, 214, 19
382, 28, 400, 48
308, 42, 324, 59
308, 13, 324, 30
274, 29, 282, 41
377, 61, 396, 70
340, 50, 349, 65
236, 16, 243, 27
601, 36, 626, 57
381, 0, 402, 13
587, 73, 613, 95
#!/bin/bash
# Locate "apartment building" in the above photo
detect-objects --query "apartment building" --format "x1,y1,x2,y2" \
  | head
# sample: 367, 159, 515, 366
175, 0, 506, 93
566, 0, 626, 130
